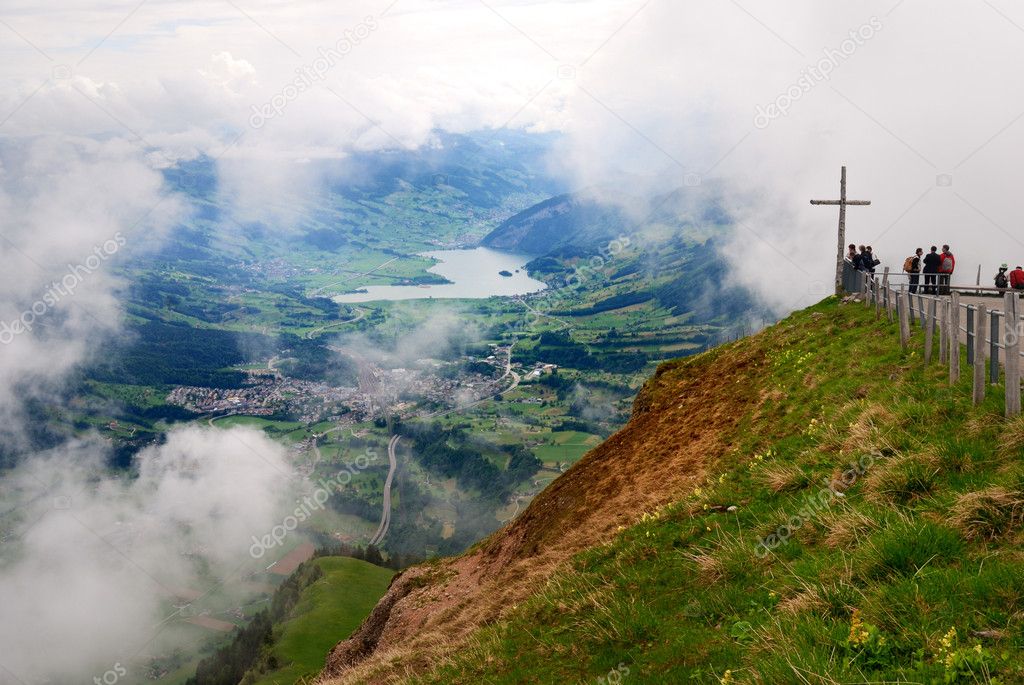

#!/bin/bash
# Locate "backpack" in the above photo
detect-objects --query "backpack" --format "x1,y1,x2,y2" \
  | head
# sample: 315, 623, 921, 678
996, 272, 1009, 288
942, 256, 954, 272
903, 256, 915, 272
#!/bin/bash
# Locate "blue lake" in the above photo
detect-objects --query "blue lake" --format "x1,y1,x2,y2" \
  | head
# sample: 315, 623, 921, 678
333, 247, 547, 303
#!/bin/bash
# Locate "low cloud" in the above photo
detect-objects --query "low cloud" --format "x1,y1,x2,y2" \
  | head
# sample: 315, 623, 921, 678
0, 137, 182, 443
0, 425, 295, 683
333, 305, 483, 411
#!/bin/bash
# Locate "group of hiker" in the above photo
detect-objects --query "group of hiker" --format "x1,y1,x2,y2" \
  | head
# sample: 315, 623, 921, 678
992, 264, 1024, 291
849, 242, 1024, 295
900, 245, 957, 295
848, 244, 958, 295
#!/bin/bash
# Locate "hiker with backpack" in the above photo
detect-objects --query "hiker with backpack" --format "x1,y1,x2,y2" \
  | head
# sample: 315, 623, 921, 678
995, 264, 1010, 291
938, 245, 955, 295
1011, 266, 1024, 291
847, 244, 858, 266
922, 246, 941, 295
904, 248, 923, 293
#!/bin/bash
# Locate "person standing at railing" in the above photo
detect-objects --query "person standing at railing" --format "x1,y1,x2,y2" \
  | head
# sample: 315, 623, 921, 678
862, 246, 879, 274
1011, 266, 1024, 291
847, 244, 858, 265
904, 247, 923, 293
938, 244, 956, 295
853, 244, 867, 270
922, 245, 941, 294
995, 264, 1010, 291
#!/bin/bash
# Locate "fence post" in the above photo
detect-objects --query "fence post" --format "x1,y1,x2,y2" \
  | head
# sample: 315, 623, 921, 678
939, 298, 949, 364
949, 292, 960, 384
917, 293, 925, 328
925, 297, 936, 365
908, 285, 915, 326
864, 273, 871, 308
1005, 292, 1021, 417
878, 268, 889, 320
974, 304, 987, 405
898, 289, 910, 350
991, 311, 1001, 385
966, 306, 975, 366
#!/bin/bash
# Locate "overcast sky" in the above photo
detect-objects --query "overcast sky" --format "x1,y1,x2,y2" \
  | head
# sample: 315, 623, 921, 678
6, 1, 1024, 311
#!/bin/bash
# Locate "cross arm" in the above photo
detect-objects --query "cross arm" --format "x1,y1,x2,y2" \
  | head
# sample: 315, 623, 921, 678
809, 200, 871, 205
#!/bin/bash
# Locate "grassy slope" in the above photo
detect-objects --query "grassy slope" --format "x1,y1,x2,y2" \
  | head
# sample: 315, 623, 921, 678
252, 558, 394, 685
409, 298, 1024, 684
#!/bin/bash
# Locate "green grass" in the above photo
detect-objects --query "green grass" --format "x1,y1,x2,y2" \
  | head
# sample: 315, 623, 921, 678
534, 441, 595, 466
212, 415, 304, 434
251, 557, 394, 685
411, 298, 1024, 685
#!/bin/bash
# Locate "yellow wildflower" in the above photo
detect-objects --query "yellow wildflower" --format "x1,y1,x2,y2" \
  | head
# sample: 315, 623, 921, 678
940, 626, 956, 651
848, 609, 870, 647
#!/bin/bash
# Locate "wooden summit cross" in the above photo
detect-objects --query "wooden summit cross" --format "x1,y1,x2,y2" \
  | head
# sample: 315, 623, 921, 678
810, 166, 871, 295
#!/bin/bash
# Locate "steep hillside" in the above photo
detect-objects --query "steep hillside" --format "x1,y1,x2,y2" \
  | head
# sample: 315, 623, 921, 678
185, 555, 393, 685
320, 305, 755, 682
319, 296, 1024, 684
250, 557, 394, 685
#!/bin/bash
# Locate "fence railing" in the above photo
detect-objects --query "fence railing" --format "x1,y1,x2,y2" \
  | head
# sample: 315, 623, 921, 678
844, 260, 1023, 417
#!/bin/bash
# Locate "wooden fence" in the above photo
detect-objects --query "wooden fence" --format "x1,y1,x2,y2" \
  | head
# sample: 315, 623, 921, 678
847, 261, 1023, 418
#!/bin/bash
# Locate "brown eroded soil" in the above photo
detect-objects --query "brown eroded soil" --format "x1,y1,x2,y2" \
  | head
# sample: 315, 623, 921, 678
320, 340, 767, 684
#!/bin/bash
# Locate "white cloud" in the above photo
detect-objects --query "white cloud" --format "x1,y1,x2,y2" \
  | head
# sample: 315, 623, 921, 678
0, 137, 182, 437
0, 426, 295, 683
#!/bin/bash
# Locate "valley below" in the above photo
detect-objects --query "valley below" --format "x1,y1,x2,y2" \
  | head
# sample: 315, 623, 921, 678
0, 130, 764, 685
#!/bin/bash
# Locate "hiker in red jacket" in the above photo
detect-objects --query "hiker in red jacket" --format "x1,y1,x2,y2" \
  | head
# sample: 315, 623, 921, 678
938, 244, 955, 295
1011, 266, 1024, 291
